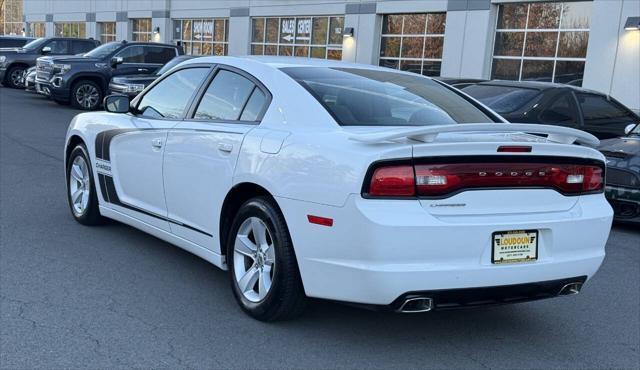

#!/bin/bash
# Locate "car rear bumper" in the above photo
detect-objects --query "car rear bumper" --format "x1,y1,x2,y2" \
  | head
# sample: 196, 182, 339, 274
276, 192, 612, 305
606, 185, 640, 222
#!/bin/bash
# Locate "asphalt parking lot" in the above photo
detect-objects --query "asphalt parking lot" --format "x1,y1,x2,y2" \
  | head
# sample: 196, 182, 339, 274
0, 87, 638, 369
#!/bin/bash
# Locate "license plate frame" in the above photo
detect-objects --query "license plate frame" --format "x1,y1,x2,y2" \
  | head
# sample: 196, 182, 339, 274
492, 229, 538, 264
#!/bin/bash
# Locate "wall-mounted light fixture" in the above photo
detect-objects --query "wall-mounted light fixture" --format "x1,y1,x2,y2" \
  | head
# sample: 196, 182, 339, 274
343, 27, 354, 38
624, 16, 640, 31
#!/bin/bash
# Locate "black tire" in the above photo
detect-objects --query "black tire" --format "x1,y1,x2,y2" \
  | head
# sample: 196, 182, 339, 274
66, 144, 104, 225
71, 80, 103, 110
227, 196, 306, 321
5, 65, 26, 89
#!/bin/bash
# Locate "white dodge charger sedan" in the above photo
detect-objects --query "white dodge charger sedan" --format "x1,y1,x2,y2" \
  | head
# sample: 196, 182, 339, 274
64, 56, 613, 321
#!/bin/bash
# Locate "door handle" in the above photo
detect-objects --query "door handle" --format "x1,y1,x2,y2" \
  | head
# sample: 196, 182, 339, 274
138, 68, 149, 72
218, 142, 233, 153
151, 138, 163, 149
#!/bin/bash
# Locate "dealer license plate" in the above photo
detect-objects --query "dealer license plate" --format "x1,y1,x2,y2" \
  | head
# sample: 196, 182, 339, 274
492, 230, 538, 264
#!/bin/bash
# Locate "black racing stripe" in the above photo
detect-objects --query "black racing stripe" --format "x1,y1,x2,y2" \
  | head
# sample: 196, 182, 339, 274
97, 173, 110, 202
101, 174, 212, 237
101, 129, 139, 161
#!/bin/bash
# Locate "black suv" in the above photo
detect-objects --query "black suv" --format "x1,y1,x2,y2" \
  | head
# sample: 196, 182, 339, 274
0, 37, 100, 88
0, 36, 35, 48
37, 40, 182, 110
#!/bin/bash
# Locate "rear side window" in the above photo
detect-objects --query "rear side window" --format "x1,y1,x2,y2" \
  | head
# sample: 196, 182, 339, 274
462, 85, 540, 114
193, 70, 257, 121
72, 40, 96, 54
240, 89, 267, 121
144, 47, 177, 64
283, 67, 492, 126
539, 93, 579, 127
137, 67, 209, 119
116, 46, 145, 63
576, 93, 639, 125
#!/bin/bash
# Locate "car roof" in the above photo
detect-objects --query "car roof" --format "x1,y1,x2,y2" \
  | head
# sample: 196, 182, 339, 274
0, 36, 34, 40
181, 55, 421, 74
471, 79, 603, 95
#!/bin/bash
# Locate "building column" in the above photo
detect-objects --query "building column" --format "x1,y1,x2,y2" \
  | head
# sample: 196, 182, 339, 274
441, 0, 495, 78
228, 7, 250, 56
45, 14, 53, 37
343, 2, 380, 64
152, 10, 171, 43
116, 12, 128, 41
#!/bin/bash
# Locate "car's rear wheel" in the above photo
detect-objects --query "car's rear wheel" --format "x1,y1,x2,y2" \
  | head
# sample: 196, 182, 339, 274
66, 144, 104, 225
71, 80, 102, 110
227, 197, 306, 321
6, 65, 26, 89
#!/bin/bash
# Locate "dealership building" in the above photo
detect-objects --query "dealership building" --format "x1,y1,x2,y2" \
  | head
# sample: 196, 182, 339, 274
17, 0, 640, 111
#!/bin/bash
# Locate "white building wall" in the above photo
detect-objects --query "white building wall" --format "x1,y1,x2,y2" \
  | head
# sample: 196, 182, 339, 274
583, 0, 640, 111
21, 0, 640, 111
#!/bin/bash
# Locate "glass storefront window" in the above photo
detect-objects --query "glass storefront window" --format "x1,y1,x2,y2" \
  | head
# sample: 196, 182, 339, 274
492, 1, 592, 86
131, 18, 151, 42
28, 22, 45, 37
379, 13, 446, 76
54, 22, 86, 38
251, 16, 344, 60
98, 22, 116, 43
173, 18, 228, 56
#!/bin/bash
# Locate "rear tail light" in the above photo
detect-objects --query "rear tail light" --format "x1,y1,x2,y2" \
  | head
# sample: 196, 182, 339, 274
365, 160, 603, 198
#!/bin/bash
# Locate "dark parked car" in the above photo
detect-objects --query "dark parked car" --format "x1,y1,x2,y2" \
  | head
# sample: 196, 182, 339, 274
0, 36, 35, 48
108, 55, 193, 97
0, 37, 100, 88
36, 40, 183, 110
462, 81, 640, 140
435, 77, 487, 89
599, 123, 640, 223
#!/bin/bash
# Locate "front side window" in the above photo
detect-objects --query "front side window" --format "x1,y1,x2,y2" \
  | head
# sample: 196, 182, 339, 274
576, 93, 640, 126
143, 47, 177, 64
137, 68, 209, 119
116, 46, 145, 63
194, 70, 258, 121
132, 18, 152, 42
539, 93, 579, 126
46, 40, 69, 54
462, 84, 541, 114
283, 67, 492, 126
379, 13, 446, 77
492, 1, 591, 86
251, 16, 344, 60
173, 18, 228, 56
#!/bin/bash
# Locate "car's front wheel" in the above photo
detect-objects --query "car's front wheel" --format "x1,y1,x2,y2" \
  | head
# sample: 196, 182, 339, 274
66, 144, 104, 225
227, 197, 306, 321
5, 65, 26, 89
71, 80, 102, 110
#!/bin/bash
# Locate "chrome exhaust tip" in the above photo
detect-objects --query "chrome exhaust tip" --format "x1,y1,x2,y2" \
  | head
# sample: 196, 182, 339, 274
559, 282, 583, 296
397, 297, 434, 313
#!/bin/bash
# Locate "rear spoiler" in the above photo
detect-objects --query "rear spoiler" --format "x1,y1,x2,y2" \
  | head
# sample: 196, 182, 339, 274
349, 123, 600, 148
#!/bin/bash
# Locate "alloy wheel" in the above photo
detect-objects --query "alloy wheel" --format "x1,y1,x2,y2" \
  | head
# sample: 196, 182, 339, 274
233, 217, 276, 303
69, 155, 90, 216
75, 84, 99, 109
9, 69, 25, 88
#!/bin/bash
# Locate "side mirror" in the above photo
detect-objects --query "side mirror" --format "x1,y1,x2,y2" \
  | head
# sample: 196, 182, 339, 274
104, 95, 130, 114
110, 56, 123, 68
41, 46, 51, 54
624, 123, 637, 135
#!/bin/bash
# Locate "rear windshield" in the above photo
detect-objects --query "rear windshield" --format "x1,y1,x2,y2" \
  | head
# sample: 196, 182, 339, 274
462, 85, 540, 114
282, 67, 493, 126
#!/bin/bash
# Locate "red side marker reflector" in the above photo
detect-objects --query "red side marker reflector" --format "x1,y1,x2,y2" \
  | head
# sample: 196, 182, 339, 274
307, 215, 333, 227
497, 146, 532, 153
